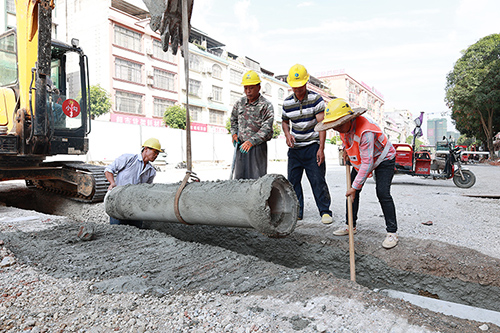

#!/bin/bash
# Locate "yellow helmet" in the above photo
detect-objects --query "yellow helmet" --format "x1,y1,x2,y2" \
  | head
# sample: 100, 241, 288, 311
286, 64, 310, 88
142, 137, 161, 151
241, 70, 261, 86
323, 99, 353, 123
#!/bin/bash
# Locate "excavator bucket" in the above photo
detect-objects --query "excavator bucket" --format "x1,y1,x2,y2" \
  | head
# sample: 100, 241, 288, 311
143, 0, 194, 54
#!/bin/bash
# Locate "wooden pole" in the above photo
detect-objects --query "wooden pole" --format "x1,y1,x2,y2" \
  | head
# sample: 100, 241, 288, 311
345, 163, 356, 282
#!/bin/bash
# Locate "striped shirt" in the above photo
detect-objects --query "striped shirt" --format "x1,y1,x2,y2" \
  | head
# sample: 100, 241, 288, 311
282, 90, 325, 148
104, 153, 156, 186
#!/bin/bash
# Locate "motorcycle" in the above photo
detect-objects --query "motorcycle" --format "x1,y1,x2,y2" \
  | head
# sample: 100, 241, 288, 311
393, 116, 476, 188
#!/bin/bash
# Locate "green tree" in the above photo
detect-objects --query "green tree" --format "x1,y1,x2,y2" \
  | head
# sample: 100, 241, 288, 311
445, 34, 500, 156
88, 85, 111, 119
163, 105, 186, 129
457, 134, 475, 148
272, 122, 281, 139
405, 135, 424, 150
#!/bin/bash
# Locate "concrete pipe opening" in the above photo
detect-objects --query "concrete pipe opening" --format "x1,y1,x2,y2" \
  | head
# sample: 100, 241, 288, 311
105, 174, 299, 237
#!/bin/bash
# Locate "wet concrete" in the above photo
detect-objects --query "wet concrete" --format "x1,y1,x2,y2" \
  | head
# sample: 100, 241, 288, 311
145, 221, 500, 313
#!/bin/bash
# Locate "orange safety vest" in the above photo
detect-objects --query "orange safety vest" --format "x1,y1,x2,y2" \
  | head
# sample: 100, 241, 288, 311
340, 115, 390, 171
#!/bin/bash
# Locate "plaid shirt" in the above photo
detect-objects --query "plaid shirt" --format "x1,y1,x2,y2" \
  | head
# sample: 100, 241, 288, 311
343, 119, 396, 190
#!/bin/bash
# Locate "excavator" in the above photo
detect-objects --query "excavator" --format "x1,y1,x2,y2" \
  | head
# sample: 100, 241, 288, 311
0, 0, 108, 202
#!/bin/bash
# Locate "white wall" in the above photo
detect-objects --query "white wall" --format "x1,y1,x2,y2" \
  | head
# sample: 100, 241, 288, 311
84, 120, 294, 165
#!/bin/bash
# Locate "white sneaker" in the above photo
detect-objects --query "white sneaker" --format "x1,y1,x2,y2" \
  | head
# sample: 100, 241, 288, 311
332, 227, 357, 236
321, 214, 333, 224
382, 233, 398, 249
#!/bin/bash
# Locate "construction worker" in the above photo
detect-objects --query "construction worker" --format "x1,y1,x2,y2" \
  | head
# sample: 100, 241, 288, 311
104, 137, 162, 228
282, 64, 332, 224
315, 99, 399, 249
230, 70, 274, 179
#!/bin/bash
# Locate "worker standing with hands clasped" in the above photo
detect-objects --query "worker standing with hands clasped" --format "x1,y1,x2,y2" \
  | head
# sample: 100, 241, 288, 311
315, 99, 399, 249
104, 138, 162, 228
282, 64, 332, 224
230, 70, 274, 179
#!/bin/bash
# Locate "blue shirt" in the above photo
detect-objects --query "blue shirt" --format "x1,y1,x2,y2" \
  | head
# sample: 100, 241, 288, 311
104, 153, 156, 186
282, 90, 325, 148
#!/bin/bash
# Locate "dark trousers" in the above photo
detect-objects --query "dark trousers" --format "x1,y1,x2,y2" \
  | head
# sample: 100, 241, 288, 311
346, 158, 397, 233
233, 142, 267, 180
110, 216, 143, 229
287, 143, 332, 218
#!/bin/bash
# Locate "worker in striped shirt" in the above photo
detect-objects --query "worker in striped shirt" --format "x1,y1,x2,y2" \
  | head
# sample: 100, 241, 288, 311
282, 64, 332, 224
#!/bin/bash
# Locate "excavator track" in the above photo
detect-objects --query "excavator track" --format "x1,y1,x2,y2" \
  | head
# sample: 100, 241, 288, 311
29, 162, 109, 203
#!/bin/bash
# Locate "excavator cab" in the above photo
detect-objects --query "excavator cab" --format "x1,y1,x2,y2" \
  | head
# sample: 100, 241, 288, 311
0, 28, 90, 157
0, 25, 107, 202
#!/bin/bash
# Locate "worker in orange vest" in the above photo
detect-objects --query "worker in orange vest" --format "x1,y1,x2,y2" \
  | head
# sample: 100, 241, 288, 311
315, 99, 399, 249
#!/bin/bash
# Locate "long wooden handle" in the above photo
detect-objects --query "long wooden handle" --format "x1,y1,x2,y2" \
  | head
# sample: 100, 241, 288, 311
346, 164, 356, 282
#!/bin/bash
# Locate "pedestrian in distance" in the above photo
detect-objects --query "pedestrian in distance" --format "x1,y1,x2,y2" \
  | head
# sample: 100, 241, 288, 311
104, 137, 162, 228
282, 64, 332, 224
315, 99, 399, 249
230, 70, 274, 179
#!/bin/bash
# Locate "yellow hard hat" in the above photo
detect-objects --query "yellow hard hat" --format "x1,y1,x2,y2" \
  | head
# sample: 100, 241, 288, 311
142, 137, 161, 151
323, 99, 353, 124
241, 70, 261, 86
286, 64, 310, 88
314, 98, 367, 131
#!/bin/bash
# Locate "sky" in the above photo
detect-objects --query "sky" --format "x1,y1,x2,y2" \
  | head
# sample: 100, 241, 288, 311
190, 0, 500, 123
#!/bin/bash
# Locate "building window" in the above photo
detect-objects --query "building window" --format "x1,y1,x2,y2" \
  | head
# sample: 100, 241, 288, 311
154, 69, 175, 91
189, 105, 203, 122
230, 69, 242, 84
153, 98, 175, 117
209, 109, 225, 125
6, 0, 15, 13
264, 83, 272, 96
114, 26, 142, 52
188, 79, 202, 97
116, 91, 142, 114
212, 64, 222, 79
189, 54, 201, 72
0, 32, 17, 86
230, 91, 242, 106
278, 88, 285, 99
152, 39, 175, 62
211, 86, 222, 102
115, 58, 142, 83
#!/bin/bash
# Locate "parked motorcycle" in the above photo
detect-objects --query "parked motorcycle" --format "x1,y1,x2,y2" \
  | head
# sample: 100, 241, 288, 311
393, 116, 476, 188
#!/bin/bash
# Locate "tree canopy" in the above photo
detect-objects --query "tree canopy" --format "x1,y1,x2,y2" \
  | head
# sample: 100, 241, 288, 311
445, 34, 500, 155
163, 105, 186, 129
88, 85, 111, 119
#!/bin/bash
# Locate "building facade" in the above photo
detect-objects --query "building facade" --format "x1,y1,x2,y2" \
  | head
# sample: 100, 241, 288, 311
32, 0, 289, 134
317, 69, 385, 126
384, 108, 414, 143
427, 118, 447, 146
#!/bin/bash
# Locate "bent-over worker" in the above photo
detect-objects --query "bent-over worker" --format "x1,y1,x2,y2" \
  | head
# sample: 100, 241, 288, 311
315, 99, 399, 249
104, 137, 162, 228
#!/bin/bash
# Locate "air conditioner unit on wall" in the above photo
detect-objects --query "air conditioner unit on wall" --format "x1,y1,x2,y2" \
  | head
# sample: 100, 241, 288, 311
207, 93, 213, 99
147, 70, 154, 77
146, 48, 153, 56
147, 78, 154, 86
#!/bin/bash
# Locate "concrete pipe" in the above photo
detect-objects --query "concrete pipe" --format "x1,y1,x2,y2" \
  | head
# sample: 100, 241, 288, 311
105, 174, 299, 237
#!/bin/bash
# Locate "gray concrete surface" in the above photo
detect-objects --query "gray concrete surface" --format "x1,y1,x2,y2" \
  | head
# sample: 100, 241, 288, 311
1, 159, 499, 332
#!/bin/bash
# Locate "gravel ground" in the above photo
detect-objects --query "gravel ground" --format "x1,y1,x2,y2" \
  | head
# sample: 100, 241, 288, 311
1, 160, 499, 332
